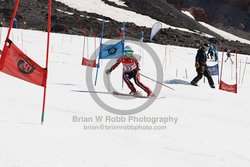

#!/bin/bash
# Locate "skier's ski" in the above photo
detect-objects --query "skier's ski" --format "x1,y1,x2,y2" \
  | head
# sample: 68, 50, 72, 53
113, 91, 148, 98
112, 91, 164, 99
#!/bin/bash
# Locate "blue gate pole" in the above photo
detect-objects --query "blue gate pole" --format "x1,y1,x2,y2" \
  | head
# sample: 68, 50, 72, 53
94, 19, 105, 86
121, 22, 126, 89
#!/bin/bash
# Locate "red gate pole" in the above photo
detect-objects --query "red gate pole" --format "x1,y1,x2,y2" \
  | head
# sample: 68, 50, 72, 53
5, 0, 20, 41
219, 44, 224, 84
41, 0, 52, 124
235, 48, 238, 93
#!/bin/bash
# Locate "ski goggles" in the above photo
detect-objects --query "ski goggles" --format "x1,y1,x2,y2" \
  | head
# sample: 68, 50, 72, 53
125, 50, 134, 54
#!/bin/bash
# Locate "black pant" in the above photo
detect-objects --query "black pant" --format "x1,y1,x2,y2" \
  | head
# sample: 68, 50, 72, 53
191, 65, 214, 86
123, 69, 151, 94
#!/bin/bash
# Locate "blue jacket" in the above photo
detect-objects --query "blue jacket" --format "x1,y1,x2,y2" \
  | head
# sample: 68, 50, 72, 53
207, 47, 214, 54
13, 18, 18, 28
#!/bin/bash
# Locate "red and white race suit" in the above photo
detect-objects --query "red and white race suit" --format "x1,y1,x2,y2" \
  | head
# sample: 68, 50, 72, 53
110, 54, 152, 95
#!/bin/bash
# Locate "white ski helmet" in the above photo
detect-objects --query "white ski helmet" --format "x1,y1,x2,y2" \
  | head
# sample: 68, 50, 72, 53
125, 45, 134, 53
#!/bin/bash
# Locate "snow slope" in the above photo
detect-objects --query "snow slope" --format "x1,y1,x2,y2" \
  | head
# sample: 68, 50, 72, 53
56, 0, 250, 43
55, 0, 213, 37
182, 10, 195, 20
0, 27, 250, 167
199, 22, 250, 45
182, 10, 250, 44
107, 0, 127, 7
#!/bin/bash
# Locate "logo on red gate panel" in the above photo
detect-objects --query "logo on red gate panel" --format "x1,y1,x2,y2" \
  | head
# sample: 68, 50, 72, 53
17, 58, 36, 74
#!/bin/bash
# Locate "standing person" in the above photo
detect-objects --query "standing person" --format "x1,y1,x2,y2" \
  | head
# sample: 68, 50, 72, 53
13, 18, 18, 28
106, 45, 154, 97
225, 49, 234, 64
119, 27, 124, 39
139, 31, 144, 42
23, 21, 27, 29
207, 44, 214, 60
214, 46, 219, 61
191, 43, 215, 88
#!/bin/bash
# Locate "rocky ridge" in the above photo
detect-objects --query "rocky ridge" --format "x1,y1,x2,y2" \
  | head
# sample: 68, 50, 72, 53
0, 0, 250, 54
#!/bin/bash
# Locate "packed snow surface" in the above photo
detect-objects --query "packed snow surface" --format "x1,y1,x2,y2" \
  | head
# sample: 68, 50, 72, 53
0, 27, 250, 167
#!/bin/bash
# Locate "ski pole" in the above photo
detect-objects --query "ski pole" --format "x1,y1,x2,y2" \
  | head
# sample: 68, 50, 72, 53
140, 73, 175, 90
239, 59, 242, 84
241, 57, 248, 85
107, 73, 110, 91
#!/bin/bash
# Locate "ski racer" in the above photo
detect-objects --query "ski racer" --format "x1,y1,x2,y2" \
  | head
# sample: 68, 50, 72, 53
106, 45, 154, 97
225, 49, 234, 64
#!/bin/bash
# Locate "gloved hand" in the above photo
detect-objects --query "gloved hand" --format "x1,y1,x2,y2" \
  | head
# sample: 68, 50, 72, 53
105, 69, 112, 75
195, 62, 200, 68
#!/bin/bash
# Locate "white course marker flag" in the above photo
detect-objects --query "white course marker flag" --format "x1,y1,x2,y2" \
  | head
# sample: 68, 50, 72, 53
150, 22, 162, 42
